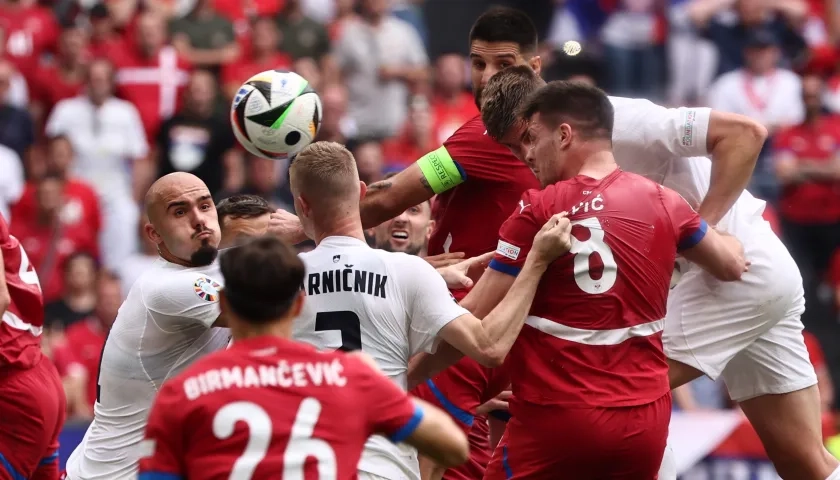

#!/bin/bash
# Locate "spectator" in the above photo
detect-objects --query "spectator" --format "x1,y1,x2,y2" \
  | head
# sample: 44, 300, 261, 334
170, 0, 239, 73
277, 0, 331, 62
0, 0, 59, 80
53, 270, 122, 419
689, 0, 808, 76
117, 214, 159, 297
334, 0, 428, 140
0, 142, 22, 220
667, 0, 719, 105
774, 74, 840, 316
236, 155, 293, 211
87, 3, 126, 60
11, 135, 102, 250
314, 82, 354, 144
46, 58, 145, 271
220, 16, 292, 100
0, 29, 29, 108
30, 24, 87, 128
43, 251, 97, 330
0, 58, 34, 159
157, 70, 243, 199
430, 53, 478, 145
353, 140, 385, 184
212, 0, 283, 39
10, 172, 98, 302
327, 0, 360, 42
112, 11, 191, 142
382, 96, 434, 170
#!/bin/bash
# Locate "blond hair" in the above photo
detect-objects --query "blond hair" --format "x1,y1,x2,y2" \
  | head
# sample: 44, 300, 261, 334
481, 65, 546, 140
289, 141, 360, 205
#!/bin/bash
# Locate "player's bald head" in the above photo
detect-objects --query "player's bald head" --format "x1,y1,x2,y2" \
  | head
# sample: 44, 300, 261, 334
289, 141, 361, 211
482, 65, 545, 141
145, 172, 211, 222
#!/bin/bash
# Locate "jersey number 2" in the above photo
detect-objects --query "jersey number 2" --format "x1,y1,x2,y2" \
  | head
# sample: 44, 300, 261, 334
569, 218, 617, 294
315, 311, 362, 352
213, 398, 338, 480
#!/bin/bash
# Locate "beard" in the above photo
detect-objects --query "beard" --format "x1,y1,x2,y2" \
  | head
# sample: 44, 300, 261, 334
473, 87, 483, 110
379, 240, 423, 256
190, 239, 219, 266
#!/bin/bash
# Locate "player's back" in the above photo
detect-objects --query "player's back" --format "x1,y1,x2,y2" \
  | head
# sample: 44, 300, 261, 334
293, 235, 467, 480
139, 336, 423, 480
66, 258, 231, 480
0, 214, 45, 370
428, 115, 539, 289
496, 169, 704, 410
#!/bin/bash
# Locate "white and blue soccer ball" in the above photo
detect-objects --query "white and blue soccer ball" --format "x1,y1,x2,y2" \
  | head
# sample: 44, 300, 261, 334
230, 70, 323, 160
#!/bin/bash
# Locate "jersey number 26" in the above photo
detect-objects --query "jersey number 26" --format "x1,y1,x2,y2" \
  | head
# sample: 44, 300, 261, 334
213, 398, 337, 479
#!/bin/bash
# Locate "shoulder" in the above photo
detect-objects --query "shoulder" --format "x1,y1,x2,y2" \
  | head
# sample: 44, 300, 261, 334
446, 115, 485, 140
778, 69, 803, 85
141, 262, 222, 304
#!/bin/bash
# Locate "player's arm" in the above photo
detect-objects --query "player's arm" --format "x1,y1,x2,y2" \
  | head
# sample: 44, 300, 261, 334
661, 186, 746, 281
353, 356, 469, 468
143, 273, 228, 329
138, 382, 187, 479
616, 98, 767, 225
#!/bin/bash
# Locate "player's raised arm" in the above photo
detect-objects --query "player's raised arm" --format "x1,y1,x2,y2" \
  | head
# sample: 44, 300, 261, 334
660, 185, 747, 281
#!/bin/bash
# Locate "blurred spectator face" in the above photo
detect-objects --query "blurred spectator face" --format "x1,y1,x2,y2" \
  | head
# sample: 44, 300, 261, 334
36, 177, 63, 217
248, 156, 279, 193
64, 253, 97, 293
59, 27, 86, 64
320, 83, 348, 136
0, 60, 12, 103
372, 202, 433, 254
185, 70, 217, 117
94, 274, 122, 328
252, 17, 279, 55
744, 45, 779, 74
802, 75, 824, 114
89, 5, 113, 39
353, 142, 384, 184
47, 136, 74, 176
136, 13, 167, 56
408, 104, 432, 142
87, 59, 115, 102
435, 54, 467, 96
362, 0, 389, 18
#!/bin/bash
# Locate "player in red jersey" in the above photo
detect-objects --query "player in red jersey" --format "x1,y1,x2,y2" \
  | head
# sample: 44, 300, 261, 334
473, 82, 747, 479
0, 213, 66, 480
138, 236, 470, 480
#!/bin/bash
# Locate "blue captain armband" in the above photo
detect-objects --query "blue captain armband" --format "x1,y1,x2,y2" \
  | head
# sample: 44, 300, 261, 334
678, 219, 709, 251
416, 146, 467, 194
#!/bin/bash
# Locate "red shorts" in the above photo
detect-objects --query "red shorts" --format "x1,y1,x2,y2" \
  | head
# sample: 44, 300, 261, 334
485, 394, 671, 480
0, 357, 67, 480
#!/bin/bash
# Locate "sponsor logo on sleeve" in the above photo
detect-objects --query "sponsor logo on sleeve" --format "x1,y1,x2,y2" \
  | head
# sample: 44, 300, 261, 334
496, 240, 521, 261
681, 110, 696, 147
194, 276, 221, 302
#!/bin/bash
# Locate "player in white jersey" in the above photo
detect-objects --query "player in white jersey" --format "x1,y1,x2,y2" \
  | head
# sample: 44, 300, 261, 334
64, 173, 232, 480
286, 141, 571, 480
477, 66, 837, 480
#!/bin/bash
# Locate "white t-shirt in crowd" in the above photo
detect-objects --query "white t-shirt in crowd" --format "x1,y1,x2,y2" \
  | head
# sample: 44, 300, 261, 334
293, 236, 468, 480
65, 258, 231, 480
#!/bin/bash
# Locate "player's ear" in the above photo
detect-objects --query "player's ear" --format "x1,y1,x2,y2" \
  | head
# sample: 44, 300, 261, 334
359, 181, 367, 201
426, 219, 435, 241
529, 55, 542, 76
558, 123, 573, 149
144, 222, 162, 246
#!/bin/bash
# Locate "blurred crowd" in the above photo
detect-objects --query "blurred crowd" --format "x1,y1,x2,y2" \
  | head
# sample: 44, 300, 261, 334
2, 0, 840, 431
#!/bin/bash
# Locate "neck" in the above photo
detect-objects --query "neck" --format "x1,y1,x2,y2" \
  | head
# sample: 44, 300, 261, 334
253, 49, 274, 62
159, 247, 196, 268
65, 289, 96, 306
37, 210, 57, 225
231, 317, 294, 341
806, 110, 821, 124
747, 66, 773, 77
313, 213, 367, 245
576, 147, 618, 180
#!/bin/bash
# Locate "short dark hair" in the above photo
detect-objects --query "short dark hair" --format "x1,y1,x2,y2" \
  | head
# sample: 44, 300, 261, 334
482, 65, 545, 140
220, 236, 305, 323
469, 7, 538, 55
216, 195, 273, 228
520, 81, 614, 140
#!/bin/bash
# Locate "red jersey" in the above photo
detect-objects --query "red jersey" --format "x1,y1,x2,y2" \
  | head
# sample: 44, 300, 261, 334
490, 169, 706, 408
221, 52, 293, 93
30, 63, 85, 118
0, 214, 45, 370
51, 318, 106, 410
427, 115, 540, 300
139, 336, 422, 480
773, 117, 840, 223
431, 92, 479, 145
0, 4, 59, 78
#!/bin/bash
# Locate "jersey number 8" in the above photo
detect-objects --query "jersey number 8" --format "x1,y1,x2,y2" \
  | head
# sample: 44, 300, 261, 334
569, 218, 617, 294
213, 398, 337, 479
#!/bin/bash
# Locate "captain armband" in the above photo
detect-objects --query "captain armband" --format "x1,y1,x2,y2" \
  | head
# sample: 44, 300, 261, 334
416, 146, 466, 194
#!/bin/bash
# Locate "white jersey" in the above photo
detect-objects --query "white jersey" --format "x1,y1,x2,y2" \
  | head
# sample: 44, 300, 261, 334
293, 236, 469, 480
608, 96, 767, 236
65, 258, 231, 480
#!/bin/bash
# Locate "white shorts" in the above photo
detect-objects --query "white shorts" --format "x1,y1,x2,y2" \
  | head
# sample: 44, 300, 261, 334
663, 218, 817, 402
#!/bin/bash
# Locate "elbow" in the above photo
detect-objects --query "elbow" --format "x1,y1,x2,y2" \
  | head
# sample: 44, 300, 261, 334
475, 347, 506, 368
738, 117, 769, 152
711, 113, 768, 157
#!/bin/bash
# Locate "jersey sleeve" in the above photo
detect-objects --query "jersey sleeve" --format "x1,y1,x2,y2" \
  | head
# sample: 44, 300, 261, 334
138, 381, 187, 480
404, 256, 470, 355
611, 96, 712, 159
488, 190, 543, 277
659, 185, 708, 251
348, 356, 423, 442
143, 271, 222, 328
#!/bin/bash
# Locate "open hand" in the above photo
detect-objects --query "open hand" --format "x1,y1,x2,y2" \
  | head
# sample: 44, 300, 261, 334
267, 209, 309, 244
437, 252, 494, 289
530, 212, 572, 265
423, 252, 465, 269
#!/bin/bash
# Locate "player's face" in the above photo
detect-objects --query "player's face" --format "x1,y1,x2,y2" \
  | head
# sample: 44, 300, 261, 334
498, 119, 529, 162
372, 202, 432, 255
522, 113, 570, 187
470, 41, 541, 108
148, 187, 221, 266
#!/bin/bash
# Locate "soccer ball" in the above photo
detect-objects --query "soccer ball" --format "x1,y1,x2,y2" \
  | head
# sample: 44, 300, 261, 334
230, 70, 322, 160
